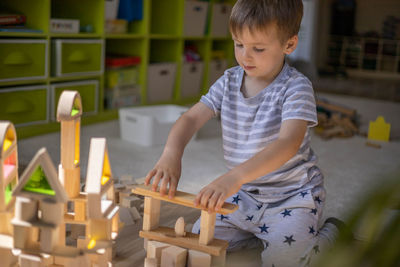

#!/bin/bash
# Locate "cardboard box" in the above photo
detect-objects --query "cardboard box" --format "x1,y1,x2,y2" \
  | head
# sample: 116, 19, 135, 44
183, 1, 209, 36
181, 61, 204, 98
147, 62, 177, 103
119, 105, 188, 146
50, 18, 80, 33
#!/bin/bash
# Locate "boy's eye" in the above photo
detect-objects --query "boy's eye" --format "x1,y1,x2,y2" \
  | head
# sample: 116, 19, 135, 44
235, 43, 243, 48
253, 47, 265, 53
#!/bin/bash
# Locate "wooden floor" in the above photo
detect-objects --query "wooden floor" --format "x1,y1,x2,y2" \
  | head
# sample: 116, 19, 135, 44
113, 202, 201, 267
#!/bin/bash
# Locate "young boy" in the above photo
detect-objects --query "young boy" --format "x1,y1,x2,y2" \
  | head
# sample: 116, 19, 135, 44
145, 0, 339, 265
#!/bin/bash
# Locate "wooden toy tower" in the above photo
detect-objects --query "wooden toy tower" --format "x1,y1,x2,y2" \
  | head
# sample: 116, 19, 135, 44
84, 138, 120, 266
0, 121, 18, 266
11, 148, 68, 261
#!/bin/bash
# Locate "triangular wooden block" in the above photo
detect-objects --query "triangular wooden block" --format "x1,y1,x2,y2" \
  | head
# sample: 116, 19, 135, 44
13, 148, 68, 203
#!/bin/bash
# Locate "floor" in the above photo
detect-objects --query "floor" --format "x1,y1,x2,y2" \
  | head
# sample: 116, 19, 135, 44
16, 93, 400, 266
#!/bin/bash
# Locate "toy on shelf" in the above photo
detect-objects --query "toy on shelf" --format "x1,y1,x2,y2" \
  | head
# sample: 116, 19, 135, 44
132, 184, 238, 266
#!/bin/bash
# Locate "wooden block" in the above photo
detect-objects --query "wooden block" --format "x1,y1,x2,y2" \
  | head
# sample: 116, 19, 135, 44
14, 197, 37, 222
70, 224, 86, 239
74, 200, 86, 221
187, 249, 211, 267
175, 217, 186, 237
132, 185, 238, 215
129, 207, 142, 222
146, 240, 170, 263
0, 246, 18, 266
160, 245, 187, 267
19, 253, 42, 267
119, 189, 133, 203
58, 165, 80, 198
0, 212, 13, 235
60, 120, 80, 169
140, 227, 228, 256
199, 211, 216, 245
40, 227, 58, 253
143, 197, 160, 231
88, 219, 111, 240
144, 257, 158, 267
40, 199, 63, 225
119, 207, 135, 226
58, 222, 66, 247
211, 249, 226, 267
121, 195, 142, 209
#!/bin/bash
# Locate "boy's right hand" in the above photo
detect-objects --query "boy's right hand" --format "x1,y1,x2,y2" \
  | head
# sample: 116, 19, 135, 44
144, 152, 182, 199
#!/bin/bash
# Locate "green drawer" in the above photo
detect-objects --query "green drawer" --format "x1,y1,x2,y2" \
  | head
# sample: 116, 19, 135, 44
0, 40, 48, 82
53, 39, 104, 77
51, 80, 98, 120
0, 85, 48, 126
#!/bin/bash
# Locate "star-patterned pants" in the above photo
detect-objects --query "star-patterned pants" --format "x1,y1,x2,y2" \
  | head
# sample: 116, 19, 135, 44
192, 185, 333, 267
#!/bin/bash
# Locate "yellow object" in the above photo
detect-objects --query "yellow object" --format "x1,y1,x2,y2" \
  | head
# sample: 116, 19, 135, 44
3, 138, 12, 152
87, 238, 96, 249
368, 116, 391, 142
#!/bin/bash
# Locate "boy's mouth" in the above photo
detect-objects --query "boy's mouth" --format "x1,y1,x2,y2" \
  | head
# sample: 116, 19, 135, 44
244, 65, 256, 71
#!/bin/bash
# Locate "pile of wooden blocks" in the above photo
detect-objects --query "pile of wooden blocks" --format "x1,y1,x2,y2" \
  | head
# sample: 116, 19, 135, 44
132, 184, 238, 267
315, 98, 359, 139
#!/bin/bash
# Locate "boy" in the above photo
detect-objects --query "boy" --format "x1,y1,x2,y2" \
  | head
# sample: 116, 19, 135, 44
145, 0, 339, 265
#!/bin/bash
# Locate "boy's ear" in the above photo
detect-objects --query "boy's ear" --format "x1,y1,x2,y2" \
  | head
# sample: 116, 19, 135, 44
284, 35, 298, 55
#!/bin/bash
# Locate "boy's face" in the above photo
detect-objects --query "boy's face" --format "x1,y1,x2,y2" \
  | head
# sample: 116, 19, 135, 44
232, 24, 297, 81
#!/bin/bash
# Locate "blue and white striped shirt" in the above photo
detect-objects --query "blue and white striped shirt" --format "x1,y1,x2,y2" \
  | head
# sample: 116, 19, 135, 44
200, 63, 323, 202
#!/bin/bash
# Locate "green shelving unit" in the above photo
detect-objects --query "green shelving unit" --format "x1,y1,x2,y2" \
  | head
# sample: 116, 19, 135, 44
0, 0, 236, 139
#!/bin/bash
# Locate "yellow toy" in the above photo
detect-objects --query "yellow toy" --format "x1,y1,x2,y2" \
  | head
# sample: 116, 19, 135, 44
368, 116, 391, 142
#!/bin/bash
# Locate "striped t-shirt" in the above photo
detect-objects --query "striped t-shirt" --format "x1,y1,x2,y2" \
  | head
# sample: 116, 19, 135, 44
200, 63, 323, 203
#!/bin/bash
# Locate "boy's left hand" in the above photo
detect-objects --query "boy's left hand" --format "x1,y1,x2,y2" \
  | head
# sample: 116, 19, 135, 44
194, 173, 242, 213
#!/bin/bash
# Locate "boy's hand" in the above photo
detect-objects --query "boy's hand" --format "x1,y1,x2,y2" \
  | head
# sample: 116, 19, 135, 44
194, 173, 242, 213
144, 152, 181, 199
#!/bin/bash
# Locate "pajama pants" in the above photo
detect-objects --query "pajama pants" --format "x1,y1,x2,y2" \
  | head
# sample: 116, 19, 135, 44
192, 185, 336, 267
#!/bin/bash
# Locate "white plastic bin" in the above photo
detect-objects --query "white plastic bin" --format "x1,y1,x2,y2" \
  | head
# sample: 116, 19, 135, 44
147, 62, 177, 103
183, 1, 209, 36
181, 61, 204, 98
119, 105, 189, 146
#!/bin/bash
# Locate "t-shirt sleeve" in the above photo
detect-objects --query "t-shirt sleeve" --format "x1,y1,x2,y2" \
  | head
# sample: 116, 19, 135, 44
281, 77, 318, 127
200, 73, 226, 116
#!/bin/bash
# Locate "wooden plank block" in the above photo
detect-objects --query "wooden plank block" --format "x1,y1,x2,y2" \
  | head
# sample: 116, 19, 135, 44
160, 245, 187, 267
146, 240, 170, 263
74, 200, 86, 221
143, 197, 160, 231
144, 257, 157, 267
132, 185, 238, 215
199, 210, 216, 245
211, 249, 226, 267
139, 226, 228, 256
188, 249, 211, 267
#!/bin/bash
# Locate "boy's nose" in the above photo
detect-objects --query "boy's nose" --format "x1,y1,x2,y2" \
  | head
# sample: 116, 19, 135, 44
242, 49, 252, 60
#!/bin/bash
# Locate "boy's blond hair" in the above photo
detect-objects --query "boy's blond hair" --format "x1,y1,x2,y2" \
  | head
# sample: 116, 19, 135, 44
229, 0, 303, 44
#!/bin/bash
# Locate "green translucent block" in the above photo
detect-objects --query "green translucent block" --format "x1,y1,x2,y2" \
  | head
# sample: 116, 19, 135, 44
23, 166, 55, 196
5, 183, 12, 204
71, 108, 80, 116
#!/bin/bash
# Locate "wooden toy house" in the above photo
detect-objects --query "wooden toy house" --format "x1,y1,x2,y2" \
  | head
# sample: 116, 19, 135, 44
11, 148, 68, 253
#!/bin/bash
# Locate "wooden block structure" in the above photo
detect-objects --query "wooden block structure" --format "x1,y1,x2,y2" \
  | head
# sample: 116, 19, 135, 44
57, 90, 82, 199
132, 184, 238, 266
85, 138, 120, 265
11, 148, 72, 263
